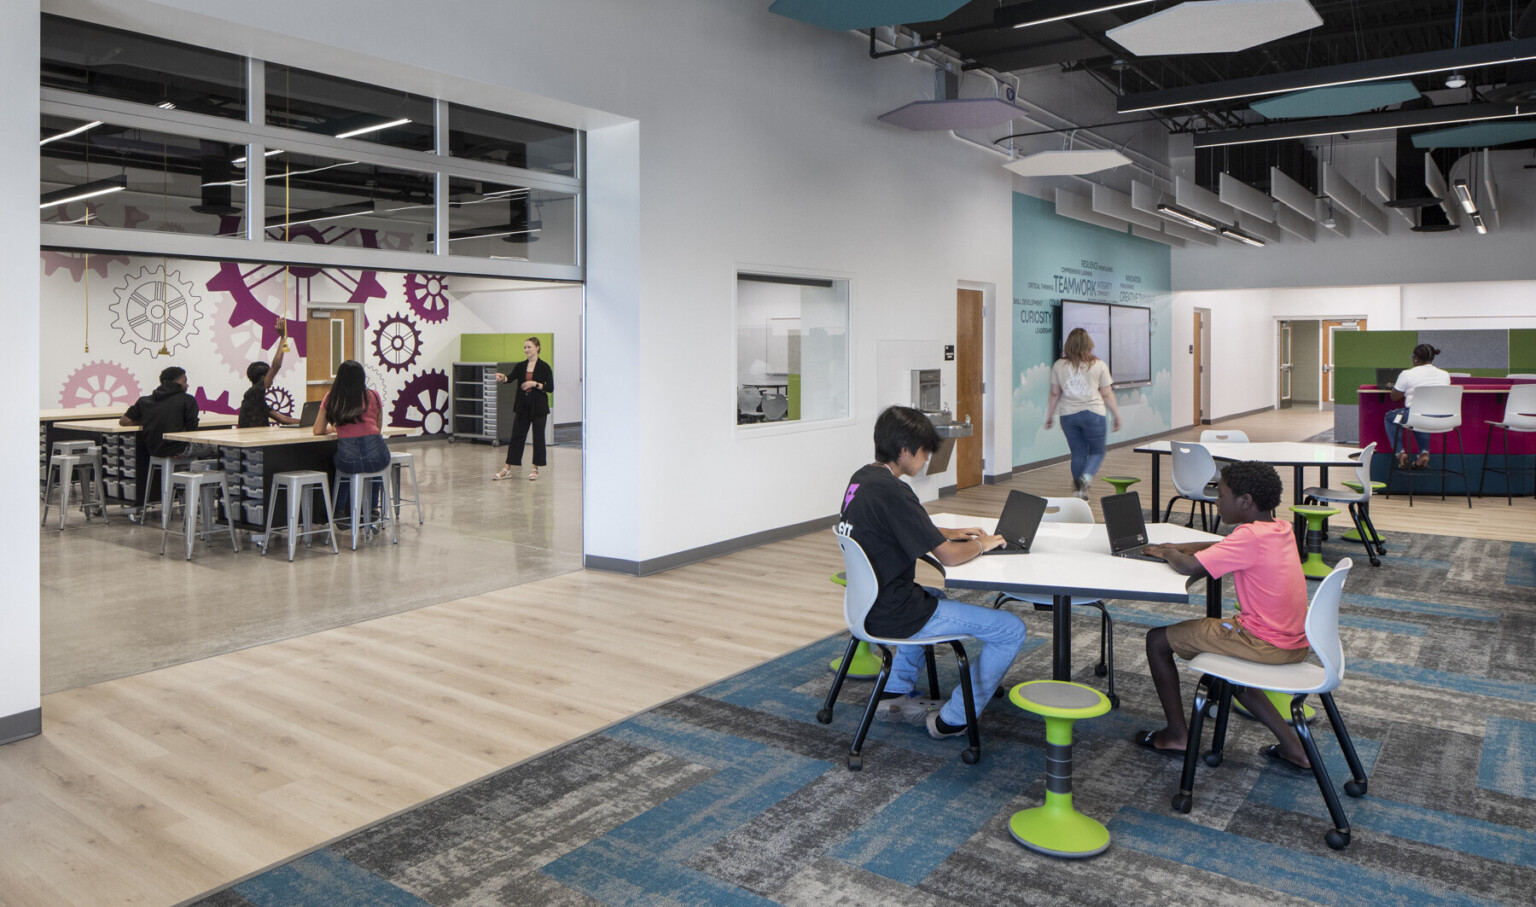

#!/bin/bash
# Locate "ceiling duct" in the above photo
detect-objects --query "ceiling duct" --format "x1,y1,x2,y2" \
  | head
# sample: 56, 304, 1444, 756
1486, 1, 1536, 104
1385, 126, 1441, 209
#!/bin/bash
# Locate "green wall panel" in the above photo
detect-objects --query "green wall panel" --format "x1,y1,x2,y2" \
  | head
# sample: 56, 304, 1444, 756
1331, 367, 1375, 405
1511, 330, 1536, 371
1334, 330, 1417, 369
460, 333, 505, 361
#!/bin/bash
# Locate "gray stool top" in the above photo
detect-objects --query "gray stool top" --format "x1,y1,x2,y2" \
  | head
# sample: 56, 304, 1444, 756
1010, 680, 1111, 717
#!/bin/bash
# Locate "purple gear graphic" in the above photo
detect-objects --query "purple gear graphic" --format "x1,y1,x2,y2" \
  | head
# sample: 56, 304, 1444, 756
372, 312, 423, 372
109, 265, 205, 356
59, 360, 142, 409
390, 370, 450, 435
40, 249, 129, 282
265, 385, 297, 417
404, 273, 450, 323
205, 291, 302, 383
194, 387, 238, 416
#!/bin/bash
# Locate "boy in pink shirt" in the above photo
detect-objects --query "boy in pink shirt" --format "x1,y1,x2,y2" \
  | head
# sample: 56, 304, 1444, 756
1136, 461, 1314, 771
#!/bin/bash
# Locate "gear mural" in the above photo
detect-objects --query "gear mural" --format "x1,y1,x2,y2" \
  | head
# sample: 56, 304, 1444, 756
266, 385, 297, 417
109, 265, 205, 356
40, 249, 129, 282
194, 387, 237, 415
391, 370, 450, 435
60, 360, 141, 408
404, 273, 450, 323
372, 312, 424, 372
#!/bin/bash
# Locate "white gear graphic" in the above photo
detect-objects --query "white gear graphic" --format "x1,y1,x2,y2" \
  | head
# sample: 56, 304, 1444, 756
60, 360, 142, 408
266, 385, 297, 417
109, 265, 204, 356
207, 290, 297, 383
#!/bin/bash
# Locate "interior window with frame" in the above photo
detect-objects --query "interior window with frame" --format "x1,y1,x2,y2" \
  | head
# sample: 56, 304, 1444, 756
736, 273, 849, 427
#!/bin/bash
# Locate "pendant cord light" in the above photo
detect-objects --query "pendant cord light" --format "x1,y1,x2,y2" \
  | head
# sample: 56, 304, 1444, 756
83, 138, 91, 353
157, 132, 170, 357
280, 65, 292, 353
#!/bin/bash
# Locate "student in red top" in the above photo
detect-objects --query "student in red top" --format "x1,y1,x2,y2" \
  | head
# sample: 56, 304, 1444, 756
1136, 461, 1315, 771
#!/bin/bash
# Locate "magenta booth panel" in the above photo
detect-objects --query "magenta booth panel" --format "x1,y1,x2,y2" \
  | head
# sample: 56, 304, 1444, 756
1359, 378, 1536, 495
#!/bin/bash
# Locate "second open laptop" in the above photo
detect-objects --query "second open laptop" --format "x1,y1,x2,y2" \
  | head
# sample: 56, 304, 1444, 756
1101, 491, 1165, 562
277, 400, 322, 428
981, 490, 1049, 555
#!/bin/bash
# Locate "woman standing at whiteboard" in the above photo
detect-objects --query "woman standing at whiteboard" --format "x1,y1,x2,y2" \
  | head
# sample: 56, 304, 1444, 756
1044, 327, 1122, 499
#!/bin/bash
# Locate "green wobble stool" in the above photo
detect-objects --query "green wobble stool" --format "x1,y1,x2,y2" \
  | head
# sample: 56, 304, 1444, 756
1224, 600, 1316, 723
1101, 476, 1141, 495
1007, 680, 1113, 858
1290, 504, 1341, 580
1337, 480, 1387, 544
828, 572, 882, 678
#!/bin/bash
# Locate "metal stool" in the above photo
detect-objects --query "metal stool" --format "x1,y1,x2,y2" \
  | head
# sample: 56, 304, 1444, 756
389, 450, 424, 525
262, 470, 338, 561
1101, 475, 1140, 495
41, 448, 108, 529
332, 468, 397, 550
1007, 680, 1114, 858
1290, 504, 1340, 580
1338, 480, 1387, 547
134, 455, 176, 527
161, 469, 241, 560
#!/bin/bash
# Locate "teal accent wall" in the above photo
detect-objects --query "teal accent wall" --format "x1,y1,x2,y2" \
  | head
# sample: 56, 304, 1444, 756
1011, 193, 1172, 468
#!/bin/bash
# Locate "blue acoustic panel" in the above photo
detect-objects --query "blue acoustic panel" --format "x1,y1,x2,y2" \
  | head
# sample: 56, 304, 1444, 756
769, 0, 968, 31
1412, 121, 1536, 148
879, 98, 1022, 130
1419, 330, 1509, 370
1251, 80, 1420, 119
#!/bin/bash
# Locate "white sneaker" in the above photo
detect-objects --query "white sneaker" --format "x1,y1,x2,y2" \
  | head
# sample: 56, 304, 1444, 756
874, 695, 941, 725
1078, 474, 1093, 499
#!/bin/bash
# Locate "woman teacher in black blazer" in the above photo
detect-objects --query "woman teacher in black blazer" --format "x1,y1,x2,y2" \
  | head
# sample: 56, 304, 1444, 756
494, 337, 554, 481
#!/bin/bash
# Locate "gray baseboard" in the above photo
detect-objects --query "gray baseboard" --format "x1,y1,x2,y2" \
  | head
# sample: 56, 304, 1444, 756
983, 469, 1013, 484
937, 483, 957, 497
0, 707, 41, 746
584, 512, 841, 576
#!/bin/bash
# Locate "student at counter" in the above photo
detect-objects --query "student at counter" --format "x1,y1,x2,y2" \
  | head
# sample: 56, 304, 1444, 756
237, 341, 299, 428
1384, 343, 1450, 471
314, 359, 390, 516
120, 366, 218, 459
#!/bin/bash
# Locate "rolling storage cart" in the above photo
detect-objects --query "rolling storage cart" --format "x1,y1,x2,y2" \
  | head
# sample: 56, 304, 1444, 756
451, 361, 502, 445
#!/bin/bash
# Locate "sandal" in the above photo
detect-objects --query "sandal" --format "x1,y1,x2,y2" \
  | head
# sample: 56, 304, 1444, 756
1133, 729, 1185, 758
493, 466, 514, 481
528, 468, 539, 481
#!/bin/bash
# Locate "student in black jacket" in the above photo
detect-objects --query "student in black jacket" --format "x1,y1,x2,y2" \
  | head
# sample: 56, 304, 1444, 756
120, 366, 217, 459
493, 337, 554, 481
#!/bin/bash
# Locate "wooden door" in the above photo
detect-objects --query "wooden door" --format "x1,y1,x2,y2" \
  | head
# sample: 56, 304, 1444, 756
955, 289, 984, 490
1192, 310, 1203, 425
1321, 318, 1365, 404
305, 308, 356, 402
1278, 321, 1293, 405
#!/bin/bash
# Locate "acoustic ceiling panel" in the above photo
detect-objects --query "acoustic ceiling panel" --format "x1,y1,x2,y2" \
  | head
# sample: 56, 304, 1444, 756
1132, 224, 1185, 247
1321, 163, 1365, 218
1373, 158, 1394, 202
1483, 149, 1501, 228
1239, 211, 1282, 242
1093, 184, 1164, 230
1357, 199, 1389, 235
1005, 149, 1132, 176
1250, 80, 1420, 119
878, 98, 1023, 131
1130, 179, 1165, 215
768, 0, 968, 31
1055, 188, 1129, 232
1270, 167, 1315, 220
1410, 121, 1536, 148
1316, 198, 1352, 237
1175, 176, 1236, 225
1160, 219, 1220, 245
1218, 173, 1276, 222
1424, 154, 1461, 225
1106, 0, 1322, 56
1275, 204, 1316, 241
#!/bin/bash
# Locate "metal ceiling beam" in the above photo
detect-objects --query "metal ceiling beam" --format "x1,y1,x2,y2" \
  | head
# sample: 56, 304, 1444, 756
1192, 102, 1532, 147
1118, 37, 1536, 113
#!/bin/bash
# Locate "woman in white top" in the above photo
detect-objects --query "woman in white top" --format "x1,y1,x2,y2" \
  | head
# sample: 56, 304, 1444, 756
1044, 328, 1123, 499
1385, 343, 1451, 470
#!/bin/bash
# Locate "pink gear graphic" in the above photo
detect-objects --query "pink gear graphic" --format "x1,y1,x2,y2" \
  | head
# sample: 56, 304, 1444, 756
205, 291, 300, 382
59, 360, 142, 409
265, 385, 297, 417
404, 273, 450, 323
194, 387, 237, 416
390, 370, 450, 435
372, 312, 423, 372
40, 249, 129, 282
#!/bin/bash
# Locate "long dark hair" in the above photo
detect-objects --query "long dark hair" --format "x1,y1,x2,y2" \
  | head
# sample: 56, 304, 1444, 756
324, 360, 370, 425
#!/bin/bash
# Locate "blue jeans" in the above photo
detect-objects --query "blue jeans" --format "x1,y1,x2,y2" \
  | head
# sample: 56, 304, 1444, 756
882, 591, 1026, 727
334, 433, 392, 515
1384, 408, 1429, 455
1059, 410, 1108, 481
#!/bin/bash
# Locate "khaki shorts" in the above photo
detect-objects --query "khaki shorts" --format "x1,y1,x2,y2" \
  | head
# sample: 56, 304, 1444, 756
1164, 617, 1309, 665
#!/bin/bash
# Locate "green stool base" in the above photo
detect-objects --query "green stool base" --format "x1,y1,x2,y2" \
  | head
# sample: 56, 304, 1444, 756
1102, 476, 1141, 495
1341, 527, 1384, 543
1290, 504, 1339, 580
1009, 804, 1110, 858
830, 640, 883, 680
1234, 689, 1316, 723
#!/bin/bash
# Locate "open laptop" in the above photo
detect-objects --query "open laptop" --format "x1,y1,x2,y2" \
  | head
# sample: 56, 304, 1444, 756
278, 400, 322, 428
981, 490, 1049, 555
1376, 367, 1404, 390
1101, 491, 1166, 562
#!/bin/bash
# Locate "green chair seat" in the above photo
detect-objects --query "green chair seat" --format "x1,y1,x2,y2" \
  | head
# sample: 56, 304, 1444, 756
1290, 505, 1340, 579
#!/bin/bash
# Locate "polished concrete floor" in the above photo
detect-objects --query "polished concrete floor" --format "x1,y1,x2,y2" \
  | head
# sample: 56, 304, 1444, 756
40, 439, 583, 693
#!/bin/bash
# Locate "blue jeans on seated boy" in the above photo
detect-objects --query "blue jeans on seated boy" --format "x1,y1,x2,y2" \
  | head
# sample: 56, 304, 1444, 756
333, 433, 391, 517
881, 591, 1026, 729
1383, 407, 1429, 455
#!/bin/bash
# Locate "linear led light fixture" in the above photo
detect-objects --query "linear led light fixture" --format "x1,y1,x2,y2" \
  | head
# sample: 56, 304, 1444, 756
1453, 179, 1478, 214
39, 175, 127, 210
232, 149, 283, 165
334, 117, 411, 140
264, 201, 375, 229
1156, 203, 1218, 231
1219, 226, 1265, 247
1120, 36, 1536, 113
1193, 103, 1529, 148
40, 120, 103, 146
1472, 213, 1488, 234
996, 0, 1155, 29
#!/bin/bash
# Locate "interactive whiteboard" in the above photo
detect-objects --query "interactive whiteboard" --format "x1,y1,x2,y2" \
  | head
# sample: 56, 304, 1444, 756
1056, 299, 1151, 388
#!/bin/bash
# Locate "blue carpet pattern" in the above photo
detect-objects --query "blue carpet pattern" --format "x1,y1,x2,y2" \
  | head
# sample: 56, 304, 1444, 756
190, 528, 1536, 906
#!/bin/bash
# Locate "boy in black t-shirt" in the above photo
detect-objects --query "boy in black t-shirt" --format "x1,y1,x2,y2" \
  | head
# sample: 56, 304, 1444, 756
839, 406, 1026, 740
237, 341, 298, 428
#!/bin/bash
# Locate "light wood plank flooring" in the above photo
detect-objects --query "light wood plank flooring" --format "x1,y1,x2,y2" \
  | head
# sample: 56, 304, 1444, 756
3, 408, 1532, 906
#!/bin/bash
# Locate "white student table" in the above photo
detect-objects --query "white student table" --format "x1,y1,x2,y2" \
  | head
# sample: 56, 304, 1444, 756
932, 513, 1223, 684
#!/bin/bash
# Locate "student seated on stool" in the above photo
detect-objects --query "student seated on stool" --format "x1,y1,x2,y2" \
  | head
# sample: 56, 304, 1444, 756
1136, 461, 1314, 772
120, 366, 220, 461
839, 406, 1026, 740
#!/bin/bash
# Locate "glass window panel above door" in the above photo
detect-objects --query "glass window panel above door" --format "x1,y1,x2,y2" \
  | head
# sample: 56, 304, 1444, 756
266, 65, 434, 152
41, 14, 246, 119
448, 104, 577, 176
444, 177, 577, 265
264, 152, 434, 253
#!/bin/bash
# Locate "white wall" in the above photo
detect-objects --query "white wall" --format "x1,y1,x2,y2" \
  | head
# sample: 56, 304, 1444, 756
1402, 281, 1536, 330
457, 284, 584, 425
84, 0, 1015, 563
3, 0, 41, 735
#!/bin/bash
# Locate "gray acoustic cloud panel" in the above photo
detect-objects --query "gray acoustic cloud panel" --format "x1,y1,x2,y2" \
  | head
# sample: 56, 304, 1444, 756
1160, 219, 1219, 245
1275, 204, 1315, 241
1132, 224, 1185, 246
1376, 158, 1415, 224
1269, 167, 1315, 220
1424, 154, 1461, 226
1176, 176, 1235, 225
1130, 180, 1165, 216
1322, 163, 1365, 218
1484, 149, 1501, 228
1316, 198, 1352, 236
1219, 173, 1276, 222
1093, 184, 1164, 230
878, 98, 1023, 131
1358, 199, 1389, 235
1239, 211, 1282, 242
1055, 188, 1128, 232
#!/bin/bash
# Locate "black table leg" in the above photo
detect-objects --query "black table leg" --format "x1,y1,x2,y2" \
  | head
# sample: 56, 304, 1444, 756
1206, 576, 1223, 619
1150, 454, 1162, 523
1292, 465, 1306, 555
1053, 594, 1071, 681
